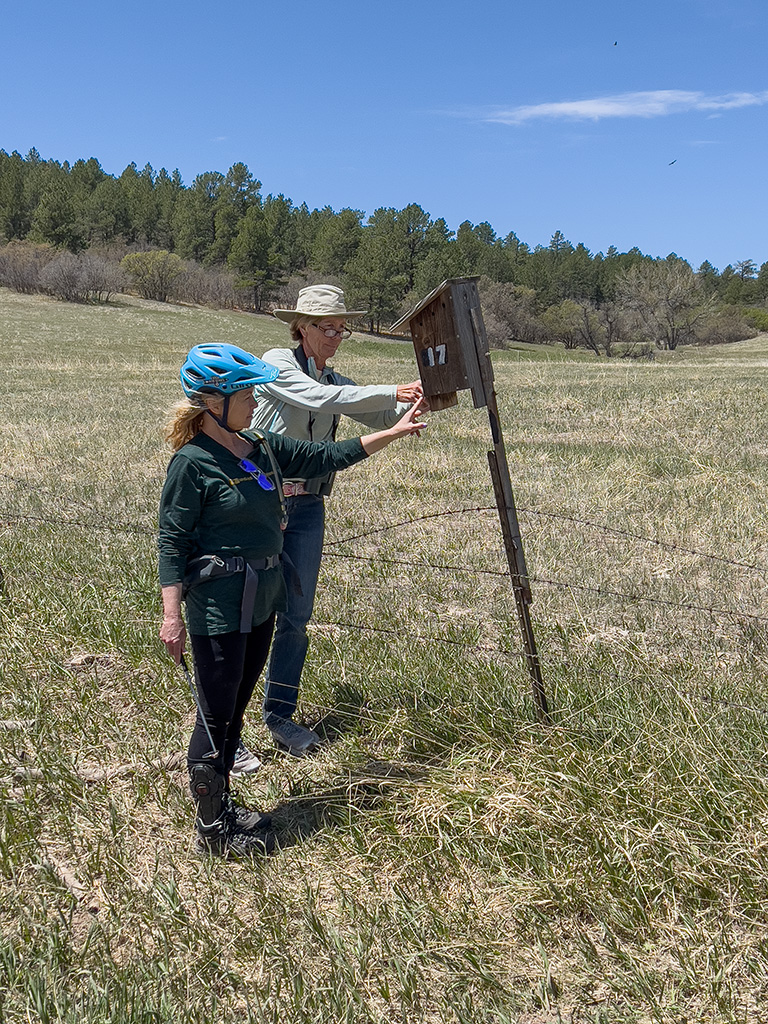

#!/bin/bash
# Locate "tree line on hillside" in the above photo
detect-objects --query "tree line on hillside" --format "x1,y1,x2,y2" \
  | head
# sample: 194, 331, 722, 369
1, 148, 767, 353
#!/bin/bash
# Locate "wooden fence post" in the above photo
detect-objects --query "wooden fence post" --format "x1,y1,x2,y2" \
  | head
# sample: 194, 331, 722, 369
392, 277, 551, 723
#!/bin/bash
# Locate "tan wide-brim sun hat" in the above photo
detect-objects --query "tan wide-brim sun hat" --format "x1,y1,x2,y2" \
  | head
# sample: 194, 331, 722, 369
272, 284, 367, 323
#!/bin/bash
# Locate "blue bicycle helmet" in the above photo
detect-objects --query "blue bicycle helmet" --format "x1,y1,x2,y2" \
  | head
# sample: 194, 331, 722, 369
180, 343, 278, 399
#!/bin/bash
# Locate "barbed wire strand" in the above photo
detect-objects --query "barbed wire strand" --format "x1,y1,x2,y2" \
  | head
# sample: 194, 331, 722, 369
5, 535, 768, 635
326, 505, 768, 575
4, 478, 768, 731
298, 619, 768, 722
0, 510, 153, 536
323, 550, 768, 623
3, 579, 767, 723
2, 500, 767, 575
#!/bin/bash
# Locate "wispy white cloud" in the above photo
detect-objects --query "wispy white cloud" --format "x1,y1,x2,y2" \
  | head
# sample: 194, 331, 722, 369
484, 90, 768, 125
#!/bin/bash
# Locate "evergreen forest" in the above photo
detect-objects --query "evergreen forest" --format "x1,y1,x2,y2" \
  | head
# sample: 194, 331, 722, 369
1, 148, 767, 353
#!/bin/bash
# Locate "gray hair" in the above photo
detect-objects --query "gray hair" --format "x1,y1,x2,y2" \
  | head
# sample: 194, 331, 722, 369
288, 314, 318, 343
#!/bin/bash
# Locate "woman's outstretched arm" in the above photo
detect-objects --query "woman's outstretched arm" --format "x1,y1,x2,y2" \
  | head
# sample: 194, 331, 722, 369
359, 398, 428, 455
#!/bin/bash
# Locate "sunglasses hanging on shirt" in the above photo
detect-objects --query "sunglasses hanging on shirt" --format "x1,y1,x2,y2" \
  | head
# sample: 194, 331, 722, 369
238, 458, 276, 491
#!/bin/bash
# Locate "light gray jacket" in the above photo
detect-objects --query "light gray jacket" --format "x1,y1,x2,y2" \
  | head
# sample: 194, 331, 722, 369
252, 346, 409, 495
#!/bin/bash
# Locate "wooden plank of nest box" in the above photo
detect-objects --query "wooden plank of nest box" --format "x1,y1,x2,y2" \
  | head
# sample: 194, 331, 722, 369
429, 391, 458, 410
391, 277, 482, 410
391, 277, 479, 330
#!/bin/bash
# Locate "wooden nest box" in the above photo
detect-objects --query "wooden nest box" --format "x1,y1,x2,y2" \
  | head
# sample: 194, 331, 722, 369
391, 277, 490, 411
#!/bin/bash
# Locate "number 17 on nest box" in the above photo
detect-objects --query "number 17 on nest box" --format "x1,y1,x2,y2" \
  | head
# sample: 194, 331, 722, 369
391, 277, 489, 411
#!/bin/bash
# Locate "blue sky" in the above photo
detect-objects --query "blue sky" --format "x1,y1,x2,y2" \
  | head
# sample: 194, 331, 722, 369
1, 0, 766, 269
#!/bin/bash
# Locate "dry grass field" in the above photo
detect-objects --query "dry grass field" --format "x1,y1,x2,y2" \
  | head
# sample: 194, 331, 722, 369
2, 287, 768, 1023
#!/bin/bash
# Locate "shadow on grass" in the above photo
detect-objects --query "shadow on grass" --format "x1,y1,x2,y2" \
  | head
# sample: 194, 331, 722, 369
268, 758, 428, 850
304, 685, 369, 747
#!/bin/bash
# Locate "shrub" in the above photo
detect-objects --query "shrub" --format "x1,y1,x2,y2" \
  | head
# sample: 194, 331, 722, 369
697, 308, 755, 345
741, 307, 768, 333
78, 252, 126, 302
169, 260, 239, 308
121, 250, 182, 301
39, 251, 126, 302
39, 251, 84, 301
0, 240, 56, 293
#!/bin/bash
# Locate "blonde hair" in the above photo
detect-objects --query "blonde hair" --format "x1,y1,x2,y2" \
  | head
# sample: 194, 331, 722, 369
288, 314, 318, 343
164, 397, 218, 451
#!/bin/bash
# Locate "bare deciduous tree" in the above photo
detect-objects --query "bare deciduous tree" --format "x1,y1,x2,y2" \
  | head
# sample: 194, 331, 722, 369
479, 279, 545, 348
0, 240, 55, 293
570, 299, 631, 357
40, 251, 84, 301
616, 261, 714, 350
170, 260, 239, 308
39, 250, 127, 302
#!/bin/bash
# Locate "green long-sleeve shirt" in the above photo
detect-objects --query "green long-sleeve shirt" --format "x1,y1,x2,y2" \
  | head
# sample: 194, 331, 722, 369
158, 429, 367, 634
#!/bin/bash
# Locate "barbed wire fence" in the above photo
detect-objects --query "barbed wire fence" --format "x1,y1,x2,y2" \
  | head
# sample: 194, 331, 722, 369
2, 490, 768, 720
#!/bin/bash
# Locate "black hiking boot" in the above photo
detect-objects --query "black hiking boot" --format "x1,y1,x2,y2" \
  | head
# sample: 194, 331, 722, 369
195, 819, 276, 858
223, 790, 272, 833
190, 763, 275, 858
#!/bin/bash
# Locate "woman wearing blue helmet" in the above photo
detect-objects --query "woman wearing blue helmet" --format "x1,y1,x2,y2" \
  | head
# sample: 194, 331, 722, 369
158, 342, 426, 858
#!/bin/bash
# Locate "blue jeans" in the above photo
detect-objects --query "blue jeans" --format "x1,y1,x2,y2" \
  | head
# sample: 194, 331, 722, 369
263, 494, 325, 723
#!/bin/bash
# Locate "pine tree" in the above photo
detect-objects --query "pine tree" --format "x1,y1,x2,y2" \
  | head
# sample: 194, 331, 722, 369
311, 208, 363, 276
228, 205, 276, 309
0, 150, 31, 241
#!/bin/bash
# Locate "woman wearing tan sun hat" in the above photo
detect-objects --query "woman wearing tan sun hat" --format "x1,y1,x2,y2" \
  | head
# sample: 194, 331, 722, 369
231, 284, 423, 763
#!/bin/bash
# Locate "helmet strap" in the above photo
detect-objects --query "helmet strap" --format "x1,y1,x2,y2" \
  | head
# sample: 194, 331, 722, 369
204, 394, 239, 433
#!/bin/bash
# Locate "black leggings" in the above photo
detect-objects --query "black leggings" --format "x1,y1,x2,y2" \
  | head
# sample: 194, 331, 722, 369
188, 614, 275, 776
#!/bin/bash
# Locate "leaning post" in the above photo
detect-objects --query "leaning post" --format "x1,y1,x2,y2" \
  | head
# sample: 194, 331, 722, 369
391, 277, 551, 723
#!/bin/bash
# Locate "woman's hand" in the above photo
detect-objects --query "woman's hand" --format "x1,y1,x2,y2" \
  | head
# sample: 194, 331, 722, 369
160, 615, 187, 665
160, 584, 186, 665
396, 380, 424, 404
389, 397, 428, 440
360, 398, 428, 454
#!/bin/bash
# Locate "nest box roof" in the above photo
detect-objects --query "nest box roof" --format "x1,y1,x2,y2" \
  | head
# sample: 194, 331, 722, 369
390, 276, 480, 333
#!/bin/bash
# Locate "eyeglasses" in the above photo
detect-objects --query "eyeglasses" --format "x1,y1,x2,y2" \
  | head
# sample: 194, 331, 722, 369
238, 458, 275, 491
313, 325, 352, 340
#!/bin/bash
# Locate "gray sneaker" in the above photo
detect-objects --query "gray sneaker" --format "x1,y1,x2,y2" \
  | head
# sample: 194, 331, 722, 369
230, 740, 263, 777
267, 717, 320, 754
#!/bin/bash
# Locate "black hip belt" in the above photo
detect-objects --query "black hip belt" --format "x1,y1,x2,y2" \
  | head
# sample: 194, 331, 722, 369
183, 553, 281, 633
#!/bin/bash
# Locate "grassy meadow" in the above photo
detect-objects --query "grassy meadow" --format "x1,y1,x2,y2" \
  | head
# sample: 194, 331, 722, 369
3, 287, 768, 1023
